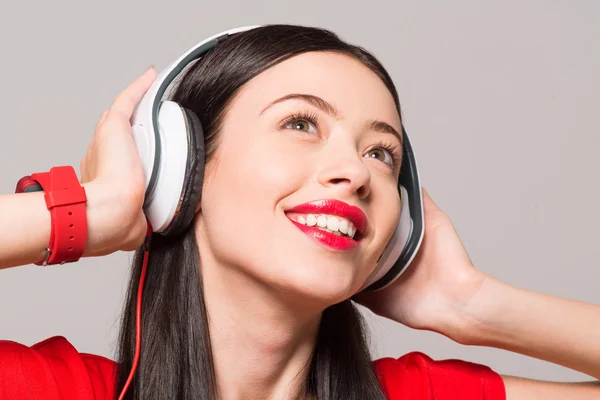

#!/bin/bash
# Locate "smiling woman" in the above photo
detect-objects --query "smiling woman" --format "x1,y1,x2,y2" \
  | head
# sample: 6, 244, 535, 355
127, 29, 410, 399
1, 24, 600, 400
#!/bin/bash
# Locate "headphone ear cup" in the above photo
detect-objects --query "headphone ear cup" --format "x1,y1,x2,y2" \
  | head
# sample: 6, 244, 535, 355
357, 186, 412, 291
161, 107, 206, 237
357, 127, 424, 292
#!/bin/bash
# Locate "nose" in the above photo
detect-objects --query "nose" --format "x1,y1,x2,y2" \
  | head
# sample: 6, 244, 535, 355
315, 142, 371, 200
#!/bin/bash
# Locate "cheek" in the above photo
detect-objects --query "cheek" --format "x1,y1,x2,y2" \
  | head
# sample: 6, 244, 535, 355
233, 134, 306, 211
198, 131, 307, 269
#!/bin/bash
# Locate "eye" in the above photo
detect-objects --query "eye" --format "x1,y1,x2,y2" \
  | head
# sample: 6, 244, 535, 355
281, 112, 319, 134
364, 142, 401, 168
287, 120, 316, 133
365, 148, 392, 164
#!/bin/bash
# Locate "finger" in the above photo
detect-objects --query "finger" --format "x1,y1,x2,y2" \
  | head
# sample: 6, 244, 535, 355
80, 155, 88, 183
98, 110, 109, 126
422, 187, 449, 222
422, 186, 431, 201
421, 187, 433, 207
107, 65, 156, 120
422, 187, 439, 210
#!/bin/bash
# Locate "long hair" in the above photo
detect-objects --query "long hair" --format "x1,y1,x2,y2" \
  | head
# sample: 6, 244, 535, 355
115, 24, 402, 400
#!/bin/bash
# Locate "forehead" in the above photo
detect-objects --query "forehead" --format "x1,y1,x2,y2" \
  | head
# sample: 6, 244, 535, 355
231, 51, 401, 129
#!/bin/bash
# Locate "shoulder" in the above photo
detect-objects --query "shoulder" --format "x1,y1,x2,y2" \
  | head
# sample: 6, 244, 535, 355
373, 351, 506, 400
0, 336, 117, 400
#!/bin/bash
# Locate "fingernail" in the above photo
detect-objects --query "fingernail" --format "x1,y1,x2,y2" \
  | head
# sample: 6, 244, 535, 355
145, 64, 155, 73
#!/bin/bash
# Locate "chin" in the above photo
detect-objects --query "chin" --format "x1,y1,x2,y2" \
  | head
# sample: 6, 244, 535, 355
270, 259, 361, 306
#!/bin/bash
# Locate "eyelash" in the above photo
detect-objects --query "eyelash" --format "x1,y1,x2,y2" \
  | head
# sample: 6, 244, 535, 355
280, 111, 320, 132
280, 111, 402, 169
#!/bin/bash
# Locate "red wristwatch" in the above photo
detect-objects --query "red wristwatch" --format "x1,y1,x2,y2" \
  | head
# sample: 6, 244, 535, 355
15, 166, 88, 266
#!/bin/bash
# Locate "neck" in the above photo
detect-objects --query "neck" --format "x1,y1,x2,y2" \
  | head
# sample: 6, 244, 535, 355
198, 235, 323, 400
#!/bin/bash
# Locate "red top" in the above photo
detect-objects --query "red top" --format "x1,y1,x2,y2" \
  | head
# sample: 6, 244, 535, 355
0, 336, 505, 399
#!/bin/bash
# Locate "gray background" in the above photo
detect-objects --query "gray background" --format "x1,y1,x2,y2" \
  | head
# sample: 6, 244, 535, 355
1, 0, 598, 383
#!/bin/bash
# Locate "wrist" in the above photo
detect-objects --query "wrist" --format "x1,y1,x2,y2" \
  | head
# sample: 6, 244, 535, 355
444, 275, 517, 346
82, 180, 129, 256
18, 167, 88, 266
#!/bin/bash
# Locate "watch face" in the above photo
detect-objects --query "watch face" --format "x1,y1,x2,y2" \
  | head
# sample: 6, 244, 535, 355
38, 247, 51, 267
15, 176, 42, 194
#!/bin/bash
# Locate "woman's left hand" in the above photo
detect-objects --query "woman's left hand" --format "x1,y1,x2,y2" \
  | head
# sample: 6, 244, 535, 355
353, 187, 487, 342
355, 187, 600, 387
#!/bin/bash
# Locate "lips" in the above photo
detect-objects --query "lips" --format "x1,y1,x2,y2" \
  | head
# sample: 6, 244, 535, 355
285, 199, 368, 237
285, 199, 368, 251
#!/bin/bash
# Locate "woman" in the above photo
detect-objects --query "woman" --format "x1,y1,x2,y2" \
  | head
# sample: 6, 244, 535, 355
1, 24, 599, 400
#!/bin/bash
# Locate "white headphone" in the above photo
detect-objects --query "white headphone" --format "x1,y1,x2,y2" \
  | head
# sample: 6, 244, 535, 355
130, 25, 424, 291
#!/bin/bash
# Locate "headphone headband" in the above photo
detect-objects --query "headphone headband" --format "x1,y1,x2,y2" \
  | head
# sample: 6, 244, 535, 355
132, 25, 261, 202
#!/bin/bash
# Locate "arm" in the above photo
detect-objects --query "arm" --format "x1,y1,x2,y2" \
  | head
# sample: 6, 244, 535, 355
502, 376, 600, 399
0, 182, 130, 270
460, 276, 600, 381
0, 66, 155, 270
0, 189, 52, 269
457, 276, 600, 398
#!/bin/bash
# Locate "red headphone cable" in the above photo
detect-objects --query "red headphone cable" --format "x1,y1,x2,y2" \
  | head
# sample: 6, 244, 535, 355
118, 218, 153, 400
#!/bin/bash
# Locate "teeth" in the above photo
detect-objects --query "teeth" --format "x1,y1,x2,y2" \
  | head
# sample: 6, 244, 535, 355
316, 215, 328, 228
327, 216, 339, 231
292, 214, 357, 239
339, 219, 348, 234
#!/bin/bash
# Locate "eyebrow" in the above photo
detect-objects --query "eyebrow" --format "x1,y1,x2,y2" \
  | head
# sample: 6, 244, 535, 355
259, 93, 403, 145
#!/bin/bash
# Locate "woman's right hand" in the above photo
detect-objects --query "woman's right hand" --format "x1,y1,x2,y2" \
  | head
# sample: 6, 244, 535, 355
80, 66, 156, 257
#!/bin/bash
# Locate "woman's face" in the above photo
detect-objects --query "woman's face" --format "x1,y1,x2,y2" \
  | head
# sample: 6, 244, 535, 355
195, 51, 402, 304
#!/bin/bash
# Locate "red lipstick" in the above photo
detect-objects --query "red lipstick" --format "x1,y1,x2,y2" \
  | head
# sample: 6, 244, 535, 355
285, 199, 368, 251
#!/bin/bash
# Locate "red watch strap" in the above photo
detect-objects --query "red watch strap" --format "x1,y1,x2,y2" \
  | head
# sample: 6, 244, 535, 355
29, 166, 88, 266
